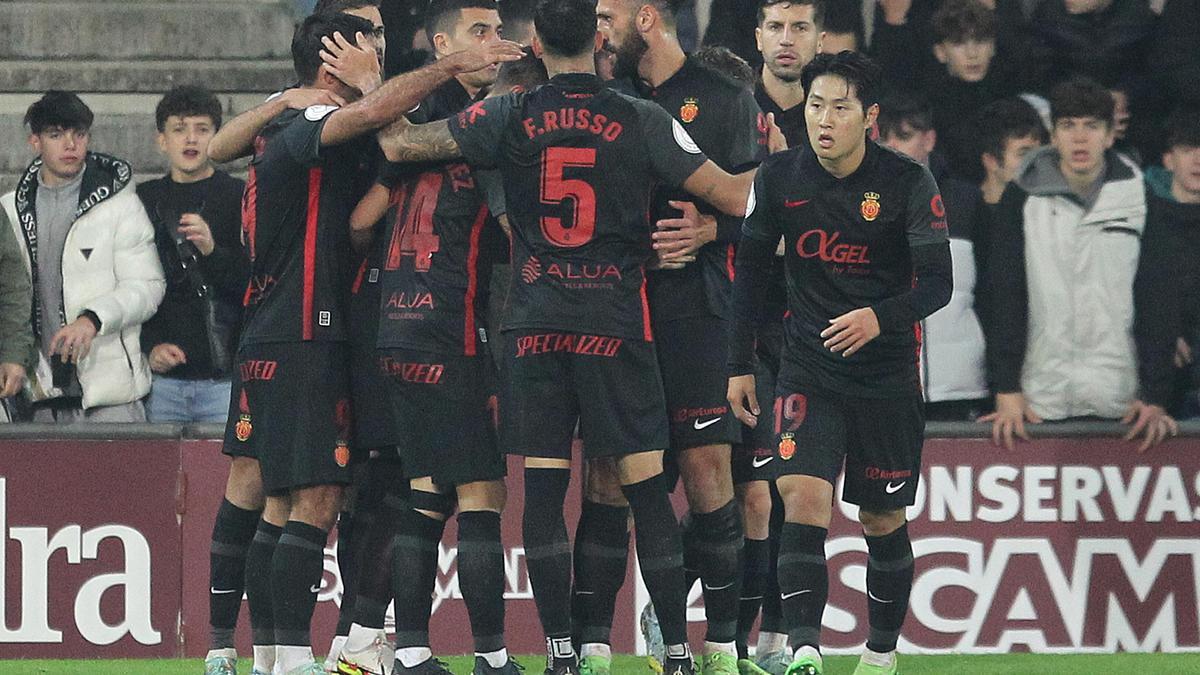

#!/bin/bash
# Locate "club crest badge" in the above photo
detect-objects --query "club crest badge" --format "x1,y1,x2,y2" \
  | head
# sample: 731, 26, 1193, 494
779, 432, 796, 460
861, 192, 881, 222
680, 98, 699, 124
235, 389, 252, 442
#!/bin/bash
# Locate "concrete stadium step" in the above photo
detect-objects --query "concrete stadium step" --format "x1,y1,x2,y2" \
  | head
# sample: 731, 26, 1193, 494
0, 59, 295, 94
0, 1, 295, 61
0, 93, 266, 192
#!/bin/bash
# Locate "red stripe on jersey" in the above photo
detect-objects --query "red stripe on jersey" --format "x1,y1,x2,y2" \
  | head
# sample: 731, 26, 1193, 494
351, 258, 368, 295
640, 267, 653, 342
726, 243, 736, 281
462, 204, 489, 356
302, 167, 323, 340
242, 164, 258, 260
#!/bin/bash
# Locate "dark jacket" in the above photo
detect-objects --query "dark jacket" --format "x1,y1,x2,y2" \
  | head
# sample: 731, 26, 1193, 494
0, 208, 33, 372
1027, 0, 1157, 91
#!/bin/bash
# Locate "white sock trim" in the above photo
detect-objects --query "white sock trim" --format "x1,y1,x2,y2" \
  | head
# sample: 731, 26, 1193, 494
580, 643, 612, 660
704, 641, 738, 657
275, 645, 315, 673
397, 646, 433, 668
478, 648, 510, 668
861, 648, 895, 667
793, 645, 822, 665
252, 645, 276, 671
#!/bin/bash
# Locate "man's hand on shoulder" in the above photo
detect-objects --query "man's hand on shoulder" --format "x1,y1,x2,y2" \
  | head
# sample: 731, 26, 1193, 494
280, 87, 347, 111
320, 31, 382, 96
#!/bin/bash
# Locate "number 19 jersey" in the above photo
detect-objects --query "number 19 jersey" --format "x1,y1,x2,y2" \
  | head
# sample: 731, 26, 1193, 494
448, 72, 710, 341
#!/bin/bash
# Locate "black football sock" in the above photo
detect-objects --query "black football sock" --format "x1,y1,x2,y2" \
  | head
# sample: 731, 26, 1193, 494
209, 499, 260, 650
778, 523, 828, 651
691, 500, 744, 644
522, 467, 574, 641
334, 508, 357, 636
864, 523, 914, 653
760, 488, 785, 637
271, 521, 329, 647
352, 486, 409, 629
621, 474, 688, 647
737, 536, 770, 659
391, 504, 447, 652
458, 510, 507, 654
571, 500, 630, 647
245, 519, 282, 648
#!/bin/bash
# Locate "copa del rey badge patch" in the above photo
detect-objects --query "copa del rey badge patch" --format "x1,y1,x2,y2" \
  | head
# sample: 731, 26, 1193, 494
861, 192, 881, 222
305, 104, 339, 121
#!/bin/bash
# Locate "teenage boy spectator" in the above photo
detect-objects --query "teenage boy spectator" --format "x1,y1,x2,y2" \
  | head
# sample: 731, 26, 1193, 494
973, 97, 1047, 205
137, 86, 248, 423
1133, 108, 1200, 437
703, 0, 763, 68
0, 209, 34, 422
1, 91, 164, 423
981, 78, 1170, 451
879, 92, 991, 420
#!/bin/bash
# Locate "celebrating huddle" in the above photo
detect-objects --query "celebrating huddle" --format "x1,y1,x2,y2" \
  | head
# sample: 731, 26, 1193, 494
204, 2, 949, 675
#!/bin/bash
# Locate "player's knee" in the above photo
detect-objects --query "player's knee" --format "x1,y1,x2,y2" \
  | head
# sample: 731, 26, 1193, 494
859, 508, 906, 537
225, 457, 265, 510
777, 476, 833, 527
738, 482, 773, 532
585, 459, 627, 506
290, 484, 344, 530
616, 450, 665, 485
679, 444, 733, 508
456, 479, 506, 512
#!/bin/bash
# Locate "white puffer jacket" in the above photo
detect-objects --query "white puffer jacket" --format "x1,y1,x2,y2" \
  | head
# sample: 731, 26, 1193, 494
2, 153, 165, 410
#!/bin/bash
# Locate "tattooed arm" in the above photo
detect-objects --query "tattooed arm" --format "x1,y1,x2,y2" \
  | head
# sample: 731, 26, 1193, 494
682, 162, 757, 218
377, 117, 463, 163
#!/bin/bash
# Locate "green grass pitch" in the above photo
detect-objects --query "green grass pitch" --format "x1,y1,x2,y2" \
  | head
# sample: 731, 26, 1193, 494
2, 654, 1200, 674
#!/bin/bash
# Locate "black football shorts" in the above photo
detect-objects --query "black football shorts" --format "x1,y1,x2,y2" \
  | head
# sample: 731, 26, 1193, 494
378, 348, 505, 487
655, 315, 742, 451
732, 321, 783, 485
223, 342, 355, 494
503, 330, 669, 460
348, 265, 398, 450
770, 380, 925, 510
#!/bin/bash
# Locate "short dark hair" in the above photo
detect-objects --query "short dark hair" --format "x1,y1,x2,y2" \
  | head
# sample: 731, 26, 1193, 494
1049, 78, 1115, 126
819, 0, 865, 49
757, 0, 823, 27
1165, 107, 1200, 151
644, 0, 689, 26
932, 0, 996, 44
877, 91, 934, 139
425, 0, 499, 44
693, 45, 756, 91
292, 12, 376, 85
155, 85, 223, 132
25, 90, 94, 134
974, 97, 1047, 161
313, 0, 380, 14
494, 46, 549, 91
800, 50, 883, 109
534, 0, 597, 58
499, 0, 535, 22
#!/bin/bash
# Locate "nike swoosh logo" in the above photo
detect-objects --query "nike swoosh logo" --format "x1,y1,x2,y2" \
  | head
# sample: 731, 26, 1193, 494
885, 481, 906, 494
785, 199, 811, 208
210, 587, 239, 595
694, 417, 722, 430
868, 589, 895, 604
781, 589, 812, 600
752, 456, 774, 468
704, 581, 735, 591
310, 583, 322, 594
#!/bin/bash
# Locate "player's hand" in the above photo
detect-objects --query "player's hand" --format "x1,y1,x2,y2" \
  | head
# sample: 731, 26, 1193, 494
321, 31, 383, 95
820, 307, 880, 357
766, 112, 788, 154
177, 213, 215, 256
879, 0, 913, 25
1174, 337, 1193, 369
149, 343, 188, 374
978, 391, 1042, 450
648, 253, 696, 270
0, 363, 26, 398
447, 40, 525, 75
49, 318, 98, 364
596, 40, 618, 81
654, 201, 716, 260
728, 374, 760, 428
1122, 400, 1178, 453
279, 86, 347, 111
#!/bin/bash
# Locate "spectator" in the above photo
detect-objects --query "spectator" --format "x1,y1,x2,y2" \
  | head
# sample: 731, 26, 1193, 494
1027, 0, 1157, 92
0, 91, 165, 423
136, 86, 249, 423
703, 0, 763, 68
974, 97, 1047, 206
693, 44, 757, 89
1134, 108, 1200, 429
869, 0, 939, 90
818, 0, 865, 53
981, 78, 1165, 450
1108, 84, 1141, 164
0, 208, 34, 422
1150, 0, 1200, 108
879, 91, 991, 420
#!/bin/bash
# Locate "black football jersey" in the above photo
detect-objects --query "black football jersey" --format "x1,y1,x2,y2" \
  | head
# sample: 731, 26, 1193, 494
448, 72, 711, 341
637, 58, 767, 322
742, 141, 949, 397
755, 82, 808, 151
240, 106, 375, 345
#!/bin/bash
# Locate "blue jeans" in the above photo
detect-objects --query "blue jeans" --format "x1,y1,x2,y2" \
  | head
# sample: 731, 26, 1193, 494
147, 376, 233, 423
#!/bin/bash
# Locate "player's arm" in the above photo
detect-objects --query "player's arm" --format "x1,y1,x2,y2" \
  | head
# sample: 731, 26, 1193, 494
377, 117, 462, 163
320, 40, 523, 147
350, 182, 392, 253
681, 162, 756, 218
727, 171, 779, 428
208, 88, 347, 163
